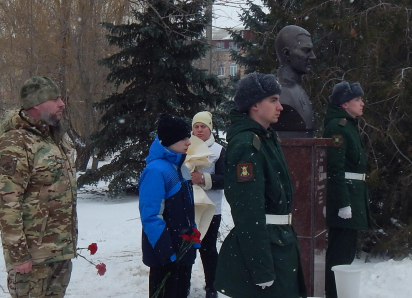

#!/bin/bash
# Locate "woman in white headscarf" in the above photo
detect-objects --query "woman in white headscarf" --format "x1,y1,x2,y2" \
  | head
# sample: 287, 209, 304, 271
190, 111, 225, 298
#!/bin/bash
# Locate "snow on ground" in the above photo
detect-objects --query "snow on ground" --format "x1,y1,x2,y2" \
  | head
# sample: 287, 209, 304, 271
357, 258, 412, 298
0, 180, 411, 297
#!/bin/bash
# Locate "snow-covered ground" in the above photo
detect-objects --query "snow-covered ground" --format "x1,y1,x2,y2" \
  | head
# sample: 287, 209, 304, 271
0, 180, 411, 297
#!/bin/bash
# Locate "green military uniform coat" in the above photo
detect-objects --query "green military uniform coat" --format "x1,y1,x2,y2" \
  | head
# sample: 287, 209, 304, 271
0, 109, 78, 268
323, 104, 370, 230
214, 110, 306, 298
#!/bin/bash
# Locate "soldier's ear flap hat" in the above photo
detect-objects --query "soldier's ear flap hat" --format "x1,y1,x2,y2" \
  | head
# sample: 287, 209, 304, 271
20, 76, 61, 110
234, 72, 282, 113
157, 113, 191, 147
329, 81, 364, 106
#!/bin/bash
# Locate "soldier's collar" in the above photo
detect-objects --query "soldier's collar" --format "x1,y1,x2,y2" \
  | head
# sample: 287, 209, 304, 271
19, 109, 67, 142
19, 109, 50, 137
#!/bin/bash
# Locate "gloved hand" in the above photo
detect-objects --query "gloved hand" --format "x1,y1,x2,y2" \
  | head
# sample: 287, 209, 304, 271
256, 280, 274, 289
338, 206, 352, 219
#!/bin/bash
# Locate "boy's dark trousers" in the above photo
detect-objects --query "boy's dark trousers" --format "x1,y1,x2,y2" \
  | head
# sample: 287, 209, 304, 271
149, 262, 192, 298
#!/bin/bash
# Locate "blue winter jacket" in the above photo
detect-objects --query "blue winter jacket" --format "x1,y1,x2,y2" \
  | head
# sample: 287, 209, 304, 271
139, 136, 197, 267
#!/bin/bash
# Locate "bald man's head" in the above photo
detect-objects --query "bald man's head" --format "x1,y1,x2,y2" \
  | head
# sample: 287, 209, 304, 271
275, 25, 316, 75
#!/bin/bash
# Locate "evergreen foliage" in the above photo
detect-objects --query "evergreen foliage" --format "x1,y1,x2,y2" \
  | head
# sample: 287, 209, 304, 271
232, 0, 412, 256
79, 0, 228, 195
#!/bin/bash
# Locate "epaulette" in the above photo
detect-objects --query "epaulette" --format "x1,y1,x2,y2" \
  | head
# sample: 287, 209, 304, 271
252, 134, 261, 151
338, 118, 347, 127
274, 131, 281, 143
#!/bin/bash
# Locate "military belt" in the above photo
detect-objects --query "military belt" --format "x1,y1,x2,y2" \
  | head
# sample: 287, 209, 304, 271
344, 172, 366, 181
265, 213, 292, 225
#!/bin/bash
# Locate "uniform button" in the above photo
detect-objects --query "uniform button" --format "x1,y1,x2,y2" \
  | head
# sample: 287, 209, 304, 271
279, 240, 282, 244
279, 200, 282, 204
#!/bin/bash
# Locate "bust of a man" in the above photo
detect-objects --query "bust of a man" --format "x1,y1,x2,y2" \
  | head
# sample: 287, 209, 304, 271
271, 25, 316, 138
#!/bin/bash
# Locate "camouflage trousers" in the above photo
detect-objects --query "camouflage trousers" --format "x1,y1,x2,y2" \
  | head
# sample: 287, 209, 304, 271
7, 260, 72, 298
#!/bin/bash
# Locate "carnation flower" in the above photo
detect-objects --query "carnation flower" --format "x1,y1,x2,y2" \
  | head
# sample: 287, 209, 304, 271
181, 234, 191, 242
88, 243, 98, 255
96, 263, 107, 276
77, 242, 106, 277
192, 228, 201, 238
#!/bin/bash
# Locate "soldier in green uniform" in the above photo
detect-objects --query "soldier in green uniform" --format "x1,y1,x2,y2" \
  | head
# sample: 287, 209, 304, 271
214, 73, 307, 298
0, 77, 77, 298
323, 81, 371, 298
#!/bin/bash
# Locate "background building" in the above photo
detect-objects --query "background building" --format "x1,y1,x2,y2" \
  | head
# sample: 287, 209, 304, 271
212, 28, 244, 78
195, 28, 251, 79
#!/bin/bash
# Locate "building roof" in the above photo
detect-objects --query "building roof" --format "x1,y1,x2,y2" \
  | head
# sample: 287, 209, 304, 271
212, 27, 244, 40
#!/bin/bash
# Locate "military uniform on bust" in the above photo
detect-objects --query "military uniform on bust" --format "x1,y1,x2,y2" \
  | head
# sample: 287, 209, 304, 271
323, 81, 371, 298
271, 25, 316, 138
0, 77, 77, 298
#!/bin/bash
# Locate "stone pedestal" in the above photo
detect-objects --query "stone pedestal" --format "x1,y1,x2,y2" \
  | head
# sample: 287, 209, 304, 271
280, 138, 333, 297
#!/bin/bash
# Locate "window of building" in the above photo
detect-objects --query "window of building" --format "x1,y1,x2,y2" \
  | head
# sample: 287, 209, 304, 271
215, 41, 224, 49
218, 63, 225, 76
230, 63, 237, 76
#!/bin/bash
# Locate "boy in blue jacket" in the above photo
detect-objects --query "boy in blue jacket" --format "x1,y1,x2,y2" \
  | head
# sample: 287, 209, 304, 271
139, 113, 198, 298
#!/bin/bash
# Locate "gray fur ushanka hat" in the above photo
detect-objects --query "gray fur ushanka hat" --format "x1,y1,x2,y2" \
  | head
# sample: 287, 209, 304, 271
329, 81, 364, 106
234, 73, 282, 113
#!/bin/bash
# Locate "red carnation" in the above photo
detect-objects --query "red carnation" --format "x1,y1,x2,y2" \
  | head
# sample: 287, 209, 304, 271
88, 243, 98, 255
191, 235, 201, 244
192, 228, 201, 238
181, 234, 191, 242
96, 263, 106, 276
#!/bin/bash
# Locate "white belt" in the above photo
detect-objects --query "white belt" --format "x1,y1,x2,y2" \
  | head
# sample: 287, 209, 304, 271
344, 172, 366, 181
265, 213, 292, 225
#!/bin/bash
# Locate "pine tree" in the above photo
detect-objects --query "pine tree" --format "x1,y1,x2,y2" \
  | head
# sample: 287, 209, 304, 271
79, 0, 228, 195
232, 0, 412, 256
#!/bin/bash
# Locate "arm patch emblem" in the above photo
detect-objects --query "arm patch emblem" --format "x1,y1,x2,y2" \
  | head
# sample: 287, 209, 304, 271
0, 155, 17, 176
237, 162, 254, 182
332, 135, 343, 147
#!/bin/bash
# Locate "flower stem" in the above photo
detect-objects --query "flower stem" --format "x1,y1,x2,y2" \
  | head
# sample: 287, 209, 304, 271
77, 253, 96, 266
151, 272, 171, 298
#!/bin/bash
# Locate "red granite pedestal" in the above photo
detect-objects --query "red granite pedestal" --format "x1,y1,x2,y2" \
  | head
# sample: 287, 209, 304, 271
280, 138, 333, 297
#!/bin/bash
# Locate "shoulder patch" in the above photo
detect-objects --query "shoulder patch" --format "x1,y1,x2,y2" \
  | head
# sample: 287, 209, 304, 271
332, 135, 343, 147
338, 118, 347, 127
252, 134, 261, 151
0, 155, 17, 176
237, 162, 254, 182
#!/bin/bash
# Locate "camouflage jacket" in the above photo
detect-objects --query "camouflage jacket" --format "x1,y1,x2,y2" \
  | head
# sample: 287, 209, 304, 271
0, 109, 77, 267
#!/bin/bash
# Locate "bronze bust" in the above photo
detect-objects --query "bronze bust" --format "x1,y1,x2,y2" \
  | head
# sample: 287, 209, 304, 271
271, 25, 316, 138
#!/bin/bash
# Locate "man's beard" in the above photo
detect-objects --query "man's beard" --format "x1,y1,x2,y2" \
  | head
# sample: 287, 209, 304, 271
40, 111, 61, 127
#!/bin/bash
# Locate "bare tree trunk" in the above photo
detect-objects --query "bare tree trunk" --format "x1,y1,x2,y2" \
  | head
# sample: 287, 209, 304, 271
91, 157, 99, 170
73, 0, 98, 171
66, 126, 90, 170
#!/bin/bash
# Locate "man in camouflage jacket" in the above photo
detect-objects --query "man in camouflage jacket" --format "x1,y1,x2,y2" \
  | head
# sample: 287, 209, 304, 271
0, 77, 77, 298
